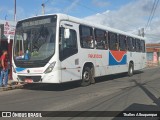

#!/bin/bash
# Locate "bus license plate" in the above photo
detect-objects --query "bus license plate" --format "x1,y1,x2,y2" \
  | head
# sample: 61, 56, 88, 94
25, 79, 33, 83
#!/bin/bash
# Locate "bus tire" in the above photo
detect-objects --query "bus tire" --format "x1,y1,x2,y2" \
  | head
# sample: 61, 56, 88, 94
81, 67, 91, 86
128, 63, 134, 77
90, 67, 95, 84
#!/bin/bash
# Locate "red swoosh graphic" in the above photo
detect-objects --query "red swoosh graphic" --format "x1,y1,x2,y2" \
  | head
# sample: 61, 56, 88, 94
110, 50, 127, 61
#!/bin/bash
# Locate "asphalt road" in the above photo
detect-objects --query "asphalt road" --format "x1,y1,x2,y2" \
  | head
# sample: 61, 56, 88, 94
0, 67, 160, 120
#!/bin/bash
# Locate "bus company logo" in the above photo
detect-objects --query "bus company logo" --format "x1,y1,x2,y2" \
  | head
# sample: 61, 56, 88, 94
109, 50, 127, 65
2, 112, 11, 117
27, 70, 30, 73
88, 54, 102, 59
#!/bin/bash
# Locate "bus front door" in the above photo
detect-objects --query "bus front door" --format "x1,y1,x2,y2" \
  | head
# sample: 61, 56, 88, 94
59, 21, 81, 83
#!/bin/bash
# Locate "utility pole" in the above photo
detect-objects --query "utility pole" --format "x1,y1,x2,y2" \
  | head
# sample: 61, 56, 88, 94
138, 29, 141, 36
138, 28, 145, 37
41, 3, 45, 15
14, 0, 17, 21
5, 14, 8, 20
141, 28, 145, 37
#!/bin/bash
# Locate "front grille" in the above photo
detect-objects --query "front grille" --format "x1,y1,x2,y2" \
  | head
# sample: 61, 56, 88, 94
18, 76, 41, 82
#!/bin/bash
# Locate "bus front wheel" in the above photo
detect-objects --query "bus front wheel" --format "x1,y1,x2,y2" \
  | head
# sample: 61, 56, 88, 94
81, 67, 91, 86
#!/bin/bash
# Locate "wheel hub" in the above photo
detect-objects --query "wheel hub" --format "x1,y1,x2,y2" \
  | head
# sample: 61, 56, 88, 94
83, 71, 89, 81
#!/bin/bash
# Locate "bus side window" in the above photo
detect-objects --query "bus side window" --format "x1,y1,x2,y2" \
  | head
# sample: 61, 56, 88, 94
116, 35, 119, 50
135, 39, 141, 52
132, 38, 136, 52
105, 32, 108, 49
108, 32, 118, 50
59, 27, 78, 61
141, 40, 145, 52
94, 29, 108, 50
79, 25, 94, 49
119, 35, 127, 51
127, 37, 133, 51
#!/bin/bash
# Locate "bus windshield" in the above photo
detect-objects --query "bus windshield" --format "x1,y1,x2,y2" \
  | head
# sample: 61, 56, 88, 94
13, 16, 57, 67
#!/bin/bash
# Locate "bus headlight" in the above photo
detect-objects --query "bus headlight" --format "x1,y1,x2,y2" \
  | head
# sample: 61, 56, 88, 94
44, 62, 56, 73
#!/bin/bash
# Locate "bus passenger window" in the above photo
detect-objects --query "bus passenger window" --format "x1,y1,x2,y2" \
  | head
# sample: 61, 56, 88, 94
116, 42, 119, 50
108, 32, 118, 50
86, 36, 94, 48
119, 35, 126, 51
94, 29, 108, 50
141, 40, 145, 52
127, 37, 133, 51
79, 25, 94, 49
132, 38, 136, 51
135, 39, 141, 52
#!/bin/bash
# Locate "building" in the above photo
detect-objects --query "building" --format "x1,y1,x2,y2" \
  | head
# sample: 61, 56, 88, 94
0, 20, 16, 79
146, 43, 160, 66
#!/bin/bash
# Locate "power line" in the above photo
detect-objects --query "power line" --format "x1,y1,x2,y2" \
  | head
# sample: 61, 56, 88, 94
146, 36, 160, 39
145, 33, 160, 38
44, 0, 50, 4
145, 0, 157, 29
65, 0, 140, 30
148, 0, 159, 26
145, 0, 159, 31
145, 33, 160, 37
43, 0, 151, 33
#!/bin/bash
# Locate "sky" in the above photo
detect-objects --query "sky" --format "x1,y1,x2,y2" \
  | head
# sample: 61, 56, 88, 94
0, 0, 160, 43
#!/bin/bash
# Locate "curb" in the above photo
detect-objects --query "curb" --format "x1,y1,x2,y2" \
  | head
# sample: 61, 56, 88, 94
144, 66, 160, 70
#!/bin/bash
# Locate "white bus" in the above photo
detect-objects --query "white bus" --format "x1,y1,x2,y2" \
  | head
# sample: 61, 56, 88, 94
12, 13, 146, 86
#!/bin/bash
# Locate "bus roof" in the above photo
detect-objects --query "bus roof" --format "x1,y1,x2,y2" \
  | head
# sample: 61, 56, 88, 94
18, 13, 146, 40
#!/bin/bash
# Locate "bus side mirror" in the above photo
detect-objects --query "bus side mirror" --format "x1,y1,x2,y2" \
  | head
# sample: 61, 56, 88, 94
23, 33, 27, 41
64, 28, 70, 39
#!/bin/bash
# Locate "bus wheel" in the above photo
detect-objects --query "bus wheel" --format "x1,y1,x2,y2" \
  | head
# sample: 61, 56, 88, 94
81, 67, 91, 86
90, 67, 95, 84
128, 63, 134, 77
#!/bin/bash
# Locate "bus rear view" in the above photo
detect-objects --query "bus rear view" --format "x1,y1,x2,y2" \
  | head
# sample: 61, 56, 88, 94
12, 15, 60, 83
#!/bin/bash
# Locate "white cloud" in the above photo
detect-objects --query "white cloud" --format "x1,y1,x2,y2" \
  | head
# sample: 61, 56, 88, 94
92, 0, 110, 7
63, 0, 80, 14
45, 6, 61, 13
42, 0, 80, 15
43, 0, 63, 14
84, 0, 160, 43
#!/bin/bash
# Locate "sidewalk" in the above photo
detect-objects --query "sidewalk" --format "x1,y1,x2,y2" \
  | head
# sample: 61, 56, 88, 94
0, 80, 24, 92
